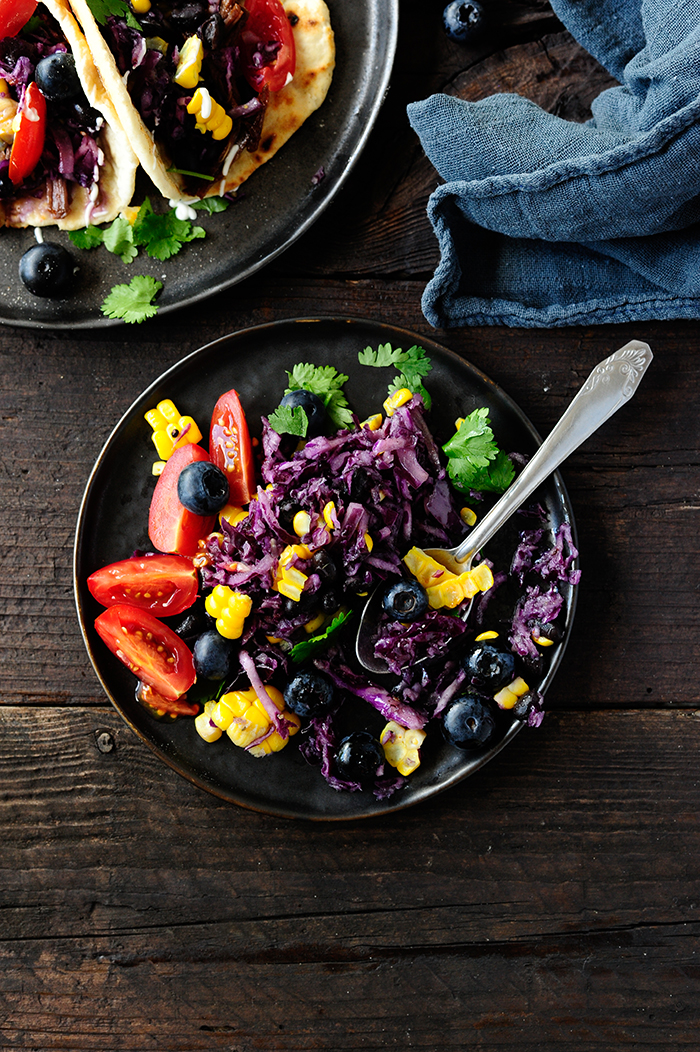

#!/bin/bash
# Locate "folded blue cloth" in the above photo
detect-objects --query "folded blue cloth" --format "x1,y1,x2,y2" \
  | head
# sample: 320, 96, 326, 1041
407, 0, 700, 327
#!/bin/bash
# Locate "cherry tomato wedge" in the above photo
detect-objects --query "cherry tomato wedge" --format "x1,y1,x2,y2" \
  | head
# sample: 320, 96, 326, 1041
209, 389, 257, 505
94, 604, 196, 702
87, 553, 198, 616
240, 0, 296, 93
148, 444, 216, 557
9, 81, 46, 186
137, 682, 200, 717
0, 0, 38, 39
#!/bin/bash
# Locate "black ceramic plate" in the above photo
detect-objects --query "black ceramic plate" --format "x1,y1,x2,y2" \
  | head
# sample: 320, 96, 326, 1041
74, 318, 578, 820
0, 2, 397, 330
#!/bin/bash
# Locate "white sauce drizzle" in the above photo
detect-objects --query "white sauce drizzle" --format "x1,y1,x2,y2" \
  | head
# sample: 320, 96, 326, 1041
34, 227, 44, 244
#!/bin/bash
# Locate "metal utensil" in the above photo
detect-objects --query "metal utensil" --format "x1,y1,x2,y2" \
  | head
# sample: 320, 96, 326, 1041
356, 340, 653, 674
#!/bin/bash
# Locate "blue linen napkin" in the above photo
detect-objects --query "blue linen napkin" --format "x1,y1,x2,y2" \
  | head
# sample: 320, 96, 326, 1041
407, 0, 700, 328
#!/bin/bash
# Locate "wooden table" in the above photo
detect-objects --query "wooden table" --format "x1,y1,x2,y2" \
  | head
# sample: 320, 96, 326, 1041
2, 2, 699, 1047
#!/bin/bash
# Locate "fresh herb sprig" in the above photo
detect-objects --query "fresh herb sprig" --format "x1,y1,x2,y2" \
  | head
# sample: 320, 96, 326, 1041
85, 0, 141, 30
70, 197, 212, 263
442, 407, 515, 494
100, 275, 162, 324
358, 342, 433, 409
269, 363, 353, 436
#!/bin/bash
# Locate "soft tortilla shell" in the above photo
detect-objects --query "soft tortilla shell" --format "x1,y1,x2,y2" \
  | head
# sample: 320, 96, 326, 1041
67, 0, 335, 202
1, 0, 138, 230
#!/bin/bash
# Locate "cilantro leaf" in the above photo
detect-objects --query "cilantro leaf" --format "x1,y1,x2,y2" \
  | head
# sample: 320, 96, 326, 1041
192, 196, 229, 213
102, 216, 138, 263
100, 275, 162, 324
359, 342, 433, 410
285, 363, 353, 430
268, 404, 308, 437
85, 0, 141, 29
442, 408, 515, 494
290, 610, 353, 663
68, 225, 104, 250
133, 199, 205, 261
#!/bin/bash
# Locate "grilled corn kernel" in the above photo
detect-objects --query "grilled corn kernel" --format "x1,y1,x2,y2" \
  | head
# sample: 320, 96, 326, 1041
380, 721, 426, 777
293, 510, 312, 537
174, 35, 203, 88
494, 676, 530, 710
221, 687, 300, 756
361, 413, 383, 431
144, 398, 202, 461
460, 506, 477, 526
304, 612, 325, 634
403, 546, 455, 590
274, 544, 310, 602
532, 633, 555, 646
383, 388, 413, 416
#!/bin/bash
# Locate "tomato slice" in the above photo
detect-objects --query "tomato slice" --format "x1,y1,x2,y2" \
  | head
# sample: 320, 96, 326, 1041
87, 553, 198, 616
240, 0, 296, 93
148, 444, 216, 557
9, 81, 46, 186
209, 389, 257, 505
137, 682, 200, 717
95, 604, 196, 701
0, 0, 38, 38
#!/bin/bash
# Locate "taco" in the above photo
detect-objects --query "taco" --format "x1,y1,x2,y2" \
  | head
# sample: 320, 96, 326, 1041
0, 0, 138, 229
65, 0, 335, 202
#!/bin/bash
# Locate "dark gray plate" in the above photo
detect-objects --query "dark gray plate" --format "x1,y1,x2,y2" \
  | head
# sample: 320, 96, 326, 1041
0, 2, 398, 330
74, 317, 578, 820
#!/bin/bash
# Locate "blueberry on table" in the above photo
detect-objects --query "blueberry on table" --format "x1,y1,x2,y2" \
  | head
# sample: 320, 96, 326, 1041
19, 243, 75, 298
35, 52, 81, 102
193, 629, 233, 680
443, 1, 485, 43
442, 694, 499, 751
279, 389, 327, 437
334, 731, 384, 784
177, 460, 229, 515
382, 579, 429, 622
283, 670, 334, 718
462, 642, 515, 691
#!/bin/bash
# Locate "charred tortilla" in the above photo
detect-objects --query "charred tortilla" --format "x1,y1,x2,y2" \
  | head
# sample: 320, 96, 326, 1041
66, 0, 335, 202
0, 0, 138, 230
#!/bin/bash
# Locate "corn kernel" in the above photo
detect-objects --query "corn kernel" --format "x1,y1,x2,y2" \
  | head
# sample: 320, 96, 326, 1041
220, 504, 248, 526
144, 398, 202, 461
205, 586, 252, 639
322, 501, 336, 529
403, 546, 455, 590
494, 676, 530, 710
427, 576, 465, 609
469, 563, 494, 592
131, 0, 151, 11
454, 417, 464, 430
174, 35, 203, 88
532, 633, 555, 646
361, 413, 383, 431
293, 510, 312, 537
364, 532, 374, 552
152, 461, 165, 476
195, 701, 222, 742
304, 612, 325, 634
380, 721, 426, 777
475, 630, 499, 641
383, 388, 413, 416
460, 506, 477, 526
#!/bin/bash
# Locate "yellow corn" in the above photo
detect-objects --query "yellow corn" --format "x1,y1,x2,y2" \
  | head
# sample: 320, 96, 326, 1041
460, 507, 477, 526
383, 388, 413, 416
187, 87, 232, 140
475, 630, 499, 641
380, 721, 426, 777
205, 585, 252, 639
361, 413, 383, 431
426, 576, 465, 610
274, 544, 310, 601
532, 632, 555, 646
131, 0, 151, 11
494, 676, 530, 710
220, 504, 248, 526
403, 546, 455, 590
304, 612, 325, 634
364, 533, 374, 552
322, 501, 336, 529
194, 701, 223, 742
220, 686, 300, 756
293, 510, 312, 537
174, 35, 203, 88
144, 398, 202, 461
0, 80, 18, 145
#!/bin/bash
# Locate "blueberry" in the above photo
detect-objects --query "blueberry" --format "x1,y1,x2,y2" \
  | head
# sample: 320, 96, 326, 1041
382, 579, 429, 622
442, 1, 485, 43
334, 731, 383, 784
442, 694, 499, 751
283, 671, 334, 718
177, 461, 229, 515
193, 629, 233, 680
279, 389, 327, 437
19, 243, 75, 297
35, 52, 81, 101
309, 549, 337, 583
462, 642, 515, 691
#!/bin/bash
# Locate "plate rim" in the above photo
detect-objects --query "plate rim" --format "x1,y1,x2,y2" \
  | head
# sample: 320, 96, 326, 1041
73, 315, 578, 820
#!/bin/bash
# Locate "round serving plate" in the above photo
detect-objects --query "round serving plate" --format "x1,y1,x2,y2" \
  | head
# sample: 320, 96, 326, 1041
0, 2, 398, 329
74, 317, 578, 819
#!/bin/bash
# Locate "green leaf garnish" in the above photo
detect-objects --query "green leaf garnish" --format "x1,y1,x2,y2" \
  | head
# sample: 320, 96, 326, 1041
284, 363, 353, 431
167, 167, 216, 182
290, 610, 353, 664
192, 196, 230, 213
133, 198, 205, 261
85, 0, 141, 30
100, 275, 163, 324
68, 225, 104, 250
442, 408, 515, 494
359, 342, 433, 410
268, 404, 309, 437
102, 215, 138, 263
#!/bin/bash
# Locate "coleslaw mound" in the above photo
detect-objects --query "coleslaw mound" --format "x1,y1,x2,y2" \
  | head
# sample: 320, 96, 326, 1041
194, 392, 577, 799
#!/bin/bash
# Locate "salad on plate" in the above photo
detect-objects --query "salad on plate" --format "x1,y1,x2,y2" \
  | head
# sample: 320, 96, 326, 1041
84, 338, 580, 802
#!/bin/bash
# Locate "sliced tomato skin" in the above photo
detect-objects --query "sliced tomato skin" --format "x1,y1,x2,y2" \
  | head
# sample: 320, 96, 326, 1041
0, 0, 38, 38
148, 444, 216, 556
209, 389, 257, 505
87, 553, 198, 616
9, 82, 46, 186
137, 682, 200, 717
95, 604, 196, 702
241, 0, 296, 93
